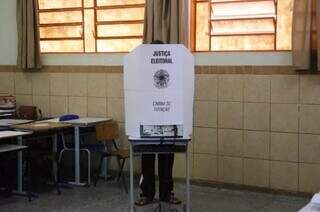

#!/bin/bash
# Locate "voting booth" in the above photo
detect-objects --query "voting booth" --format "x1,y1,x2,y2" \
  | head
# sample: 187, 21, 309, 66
124, 44, 194, 139
124, 44, 194, 212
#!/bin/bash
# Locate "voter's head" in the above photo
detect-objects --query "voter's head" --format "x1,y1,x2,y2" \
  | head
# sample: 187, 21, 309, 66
151, 40, 164, 44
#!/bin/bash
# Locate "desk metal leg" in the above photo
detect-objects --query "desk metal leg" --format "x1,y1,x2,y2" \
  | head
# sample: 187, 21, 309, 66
68, 126, 86, 187
75, 126, 80, 184
186, 144, 190, 212
129, 143, 134, 212
13, 136, 38, 199
52, 134, 58, 175
17, 135, 23, 193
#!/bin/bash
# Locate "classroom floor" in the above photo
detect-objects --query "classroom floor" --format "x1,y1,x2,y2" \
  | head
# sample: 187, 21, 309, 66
0, 181, 309, 212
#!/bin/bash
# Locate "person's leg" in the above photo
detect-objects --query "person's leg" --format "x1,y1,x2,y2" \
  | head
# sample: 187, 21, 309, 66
158, 153, 174, 201
140, 154, 156, 200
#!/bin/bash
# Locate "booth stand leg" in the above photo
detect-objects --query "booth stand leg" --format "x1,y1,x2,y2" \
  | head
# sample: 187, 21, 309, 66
129, 143, 135, 212
185, 144, 190, 212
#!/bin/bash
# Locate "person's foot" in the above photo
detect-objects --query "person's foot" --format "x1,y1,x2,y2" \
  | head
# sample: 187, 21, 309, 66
162, 194, 182, 205
135, 196, 153, 206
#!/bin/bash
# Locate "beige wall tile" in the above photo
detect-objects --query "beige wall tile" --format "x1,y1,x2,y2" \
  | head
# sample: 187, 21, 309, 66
243, 159, 269, 187
50, 73, 68, 96
173, 154, 194, 179
195, 74, 218, 101
218, 156, 243, 184
270, 161, 298, 191
218, 102, 243, 129
0, 72, 14, 94
271, 104, 299, 133
14, 73, 32, 95
270, 133, 298, 162
33, 95, 50, 118
88, 97, 107, 118
68, 96, 87, 117
193, 154, 217, 181
87, 73, 106, 97
300, 75, 320, 104
50, 96, 68, 117
300, 134, 320, 164
32, 73, 50, 95
194, 101, 217, 127
299, 163, 320, 193
300, 105, 320, 134
244, 103, 270, 131
68, 73, 87, 96
218, 75, 243, 101
107, 73, 123, 98
244, 75, 270, 103
15, 95, 33, 107
218, 129, 243, 157
193, 127, 217, 155
107, 98, 124, 123
244, 131, 270, 159
271, 75, 299, 103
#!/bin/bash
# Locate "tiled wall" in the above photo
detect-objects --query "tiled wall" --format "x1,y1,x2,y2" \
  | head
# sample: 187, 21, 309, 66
1, 65, 320, 194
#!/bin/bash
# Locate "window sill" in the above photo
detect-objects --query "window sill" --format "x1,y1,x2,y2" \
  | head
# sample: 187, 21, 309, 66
41, 51, 292, 66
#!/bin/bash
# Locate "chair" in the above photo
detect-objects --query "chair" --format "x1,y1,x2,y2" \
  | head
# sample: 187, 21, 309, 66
17, 106, 41, 120
94, 121, 129, 193
17, 107, 60, 194
57, 114, 92, 185
27, 136, 61, 195
58, 130, 91, 185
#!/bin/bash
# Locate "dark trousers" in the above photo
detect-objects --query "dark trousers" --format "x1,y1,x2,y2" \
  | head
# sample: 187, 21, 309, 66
140, 153, 174, 200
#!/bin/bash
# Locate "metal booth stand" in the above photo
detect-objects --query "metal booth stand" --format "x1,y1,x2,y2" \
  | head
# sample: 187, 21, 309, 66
124, 44, 194, 212
129, 137, 191, 212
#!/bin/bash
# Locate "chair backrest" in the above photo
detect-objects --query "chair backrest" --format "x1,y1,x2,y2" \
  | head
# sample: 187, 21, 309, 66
18, 106, 38, 120
96, 121, 119, 142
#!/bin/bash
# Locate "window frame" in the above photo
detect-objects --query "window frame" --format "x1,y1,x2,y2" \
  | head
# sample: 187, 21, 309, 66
37, 0, 145, 54
37, 0, 86, 53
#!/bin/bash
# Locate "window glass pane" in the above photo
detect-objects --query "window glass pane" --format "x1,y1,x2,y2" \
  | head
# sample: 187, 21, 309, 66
40, 26, 82, 38
211, 1, 275, 20
97, 24, 143, 37
97, 8, 144, 22
211, 0, 252, 2
97, 39, 141, 52
38, 0, 82, 9
196, 2, 210, 51
40, 40, 83, 52
97, 0, 144, 6
211, 19, 275, 35
211, 35, 274, 51
276, 0, 293, 50
39, 11, 82, 24
84, 9, 96, 52
84, 0, 94, 8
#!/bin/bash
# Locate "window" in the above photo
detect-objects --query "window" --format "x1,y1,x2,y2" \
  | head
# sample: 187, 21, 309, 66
192, 0, 294, 51
38, 0, 145, 53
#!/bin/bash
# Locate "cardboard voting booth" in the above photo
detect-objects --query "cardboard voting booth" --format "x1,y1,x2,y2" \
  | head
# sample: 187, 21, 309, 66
124, 44, 194, 139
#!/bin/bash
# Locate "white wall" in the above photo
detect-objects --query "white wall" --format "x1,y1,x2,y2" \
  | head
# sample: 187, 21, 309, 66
0, 0, 292, 66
